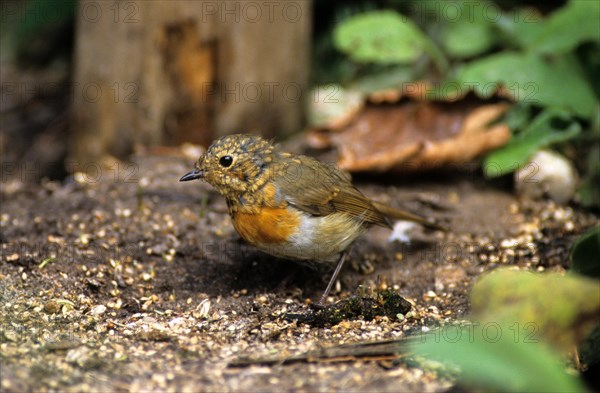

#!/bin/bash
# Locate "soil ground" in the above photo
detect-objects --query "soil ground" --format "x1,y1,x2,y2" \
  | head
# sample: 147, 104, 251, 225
1, 143, 597, 392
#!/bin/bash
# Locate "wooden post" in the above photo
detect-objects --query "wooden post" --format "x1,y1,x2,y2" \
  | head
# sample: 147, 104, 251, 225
71, 0, 311, 165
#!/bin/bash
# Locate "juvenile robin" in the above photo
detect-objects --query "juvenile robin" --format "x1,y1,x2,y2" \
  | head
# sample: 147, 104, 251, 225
180, 134, 442, 305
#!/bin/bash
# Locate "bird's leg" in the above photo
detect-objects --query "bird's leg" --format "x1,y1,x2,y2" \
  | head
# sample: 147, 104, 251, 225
316, 250, 349, 307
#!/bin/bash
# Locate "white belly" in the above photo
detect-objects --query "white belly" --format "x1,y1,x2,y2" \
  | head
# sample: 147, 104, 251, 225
254, 212, 366, 263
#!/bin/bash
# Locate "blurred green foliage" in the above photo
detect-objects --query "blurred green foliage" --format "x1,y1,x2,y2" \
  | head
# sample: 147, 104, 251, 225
317, 0, 600, 207
324, 5, 600, 387
409, 224, 600, 391
483, 108, 581, 177
411, 267, 599, 392
470, 269, 600, 352
333, 10, 448, 72
450, 53, 596, 118
412, 324, 585, 392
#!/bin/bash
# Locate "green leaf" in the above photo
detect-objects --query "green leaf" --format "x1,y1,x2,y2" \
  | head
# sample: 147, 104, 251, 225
529, 0, 600, 55
495, 8, 545, 50
334, 11, 423, 64
333, 10, 448, 72
471, 268, 600, 352
502, 104, 533, 131
443, 21, 495, 59
578, 144, 600, 209
411, 324, 585, 392
484, 109, 581, 178
570, 226, 600, 279
440, 1, 497, 58
578, 176, 600, 209
451, 52, 597, 118
496, 2, 600, 54
412, 256, 599, 392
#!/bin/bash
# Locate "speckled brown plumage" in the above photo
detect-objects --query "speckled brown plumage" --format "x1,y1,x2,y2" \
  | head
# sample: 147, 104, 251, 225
180, 134, 441, 304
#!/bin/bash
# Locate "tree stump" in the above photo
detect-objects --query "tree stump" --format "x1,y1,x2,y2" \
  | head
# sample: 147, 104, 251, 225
71, 0, 311, 165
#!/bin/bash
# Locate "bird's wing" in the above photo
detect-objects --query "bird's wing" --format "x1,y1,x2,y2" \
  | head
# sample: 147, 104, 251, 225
274, 155, 391, 228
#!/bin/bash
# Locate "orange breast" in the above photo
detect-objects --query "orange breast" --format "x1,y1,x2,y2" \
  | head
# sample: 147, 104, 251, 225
233, 207, 300, 245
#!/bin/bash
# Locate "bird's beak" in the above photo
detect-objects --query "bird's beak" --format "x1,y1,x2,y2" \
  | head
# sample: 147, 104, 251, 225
179, 169, 204, 182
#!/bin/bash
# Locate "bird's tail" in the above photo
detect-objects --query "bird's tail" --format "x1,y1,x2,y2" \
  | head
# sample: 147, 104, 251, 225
372, 201, 447, 231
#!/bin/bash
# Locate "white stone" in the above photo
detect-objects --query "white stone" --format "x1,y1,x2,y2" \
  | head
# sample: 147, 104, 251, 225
515, 149, 577, 204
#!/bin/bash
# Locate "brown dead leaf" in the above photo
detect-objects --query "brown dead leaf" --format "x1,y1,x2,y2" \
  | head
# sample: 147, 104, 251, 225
307, 101, 510, 172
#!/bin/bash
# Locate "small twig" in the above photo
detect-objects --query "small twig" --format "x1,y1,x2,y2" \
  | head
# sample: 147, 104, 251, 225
39, 257, 57, 269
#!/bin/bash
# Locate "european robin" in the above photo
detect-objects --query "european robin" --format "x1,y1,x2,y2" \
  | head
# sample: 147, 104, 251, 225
181, 134, 442, 305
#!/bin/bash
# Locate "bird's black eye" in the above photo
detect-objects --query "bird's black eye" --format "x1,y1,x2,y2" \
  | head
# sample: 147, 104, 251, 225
219, 155, 233, 167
